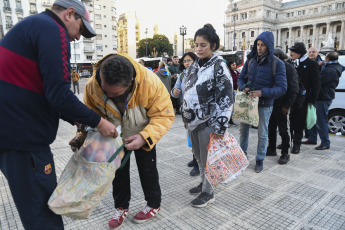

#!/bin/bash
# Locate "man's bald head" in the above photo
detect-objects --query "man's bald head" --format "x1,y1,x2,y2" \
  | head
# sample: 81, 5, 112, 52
308, 47, 319, 61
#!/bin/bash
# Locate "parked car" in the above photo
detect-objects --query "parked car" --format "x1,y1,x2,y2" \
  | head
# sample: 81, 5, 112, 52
80, 70, 91, 78
328, 55, 345, 135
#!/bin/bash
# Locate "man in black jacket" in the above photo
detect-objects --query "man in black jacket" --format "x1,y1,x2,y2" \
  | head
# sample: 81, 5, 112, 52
306, 52, 345, 150
267, 48, 299, 164
288, 42, 320, 154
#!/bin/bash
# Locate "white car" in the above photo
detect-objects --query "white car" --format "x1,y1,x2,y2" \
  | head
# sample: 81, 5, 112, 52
328, 55, 345, 135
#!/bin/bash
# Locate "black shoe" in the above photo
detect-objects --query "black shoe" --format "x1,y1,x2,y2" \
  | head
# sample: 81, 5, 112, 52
266, 148, 277, 156
187, 160, 194, 167
189, 183, 203, 194
278, 154, 290, 164
315, 145, 330, 150
277, 144, 282, 150
251, 125, 258, 129
304, 134, 309, 139
191, 192, 215, 208
291, 145, 300, 154
255, 160, 263, 173
301, 140, 317, 145
190, 167, 200, 176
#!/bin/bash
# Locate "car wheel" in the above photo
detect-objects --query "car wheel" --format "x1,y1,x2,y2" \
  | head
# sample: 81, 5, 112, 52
328, 110, 345, 135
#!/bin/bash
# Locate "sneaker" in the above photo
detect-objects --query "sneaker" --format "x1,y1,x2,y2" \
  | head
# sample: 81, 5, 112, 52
290, 145, 300, 154
190, 167, 200, 176
255, 160, 263, 173
229, 119, 237, 126
191, 192, 215, 208
133, 205, 160, 224
189, 183, 203, 194
108, 208, 129, 229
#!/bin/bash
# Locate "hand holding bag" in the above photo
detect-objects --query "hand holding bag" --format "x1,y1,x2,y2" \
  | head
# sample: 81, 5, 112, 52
232, 91, 259, 127
48, 129, 131, 219
205, 131, 249, 188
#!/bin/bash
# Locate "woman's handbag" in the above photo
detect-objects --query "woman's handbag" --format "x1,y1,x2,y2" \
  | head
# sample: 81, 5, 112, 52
48, 130, 131, 219
232, 91, 259, 127
205, 131, 249, 188
306, 103, 317, 129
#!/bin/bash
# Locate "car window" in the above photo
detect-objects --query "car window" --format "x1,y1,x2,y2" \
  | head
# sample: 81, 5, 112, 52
337, 56, 345, 89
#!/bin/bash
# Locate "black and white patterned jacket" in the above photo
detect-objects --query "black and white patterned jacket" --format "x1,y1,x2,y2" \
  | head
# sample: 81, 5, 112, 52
182, 54, 234, 135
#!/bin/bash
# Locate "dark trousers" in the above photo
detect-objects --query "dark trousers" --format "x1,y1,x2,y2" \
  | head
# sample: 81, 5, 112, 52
0, 150, 64, 230
112, 146, 161, 209
268, 106, 290, 153
290, 100, 308, 147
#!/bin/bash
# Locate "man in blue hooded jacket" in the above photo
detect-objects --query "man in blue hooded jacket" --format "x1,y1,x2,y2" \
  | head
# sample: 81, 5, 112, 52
238, 31, 287, 173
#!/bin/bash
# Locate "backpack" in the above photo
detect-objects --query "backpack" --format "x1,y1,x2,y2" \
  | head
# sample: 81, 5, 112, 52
247, 55, 279, 77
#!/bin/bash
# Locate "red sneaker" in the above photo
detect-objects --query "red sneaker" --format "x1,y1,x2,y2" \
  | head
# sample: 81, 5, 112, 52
108, 208, 128, 229
133, 205, 160, 223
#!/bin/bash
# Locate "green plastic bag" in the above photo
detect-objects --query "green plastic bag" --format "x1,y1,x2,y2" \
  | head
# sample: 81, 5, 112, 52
306, 104, 316, 129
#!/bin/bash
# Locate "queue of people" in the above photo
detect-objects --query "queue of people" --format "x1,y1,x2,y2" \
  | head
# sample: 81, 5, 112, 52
1, 0, 344, 228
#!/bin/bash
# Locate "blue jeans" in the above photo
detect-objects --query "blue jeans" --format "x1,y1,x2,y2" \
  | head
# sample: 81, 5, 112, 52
240, 106, 273, 161
308, 100, 332, 146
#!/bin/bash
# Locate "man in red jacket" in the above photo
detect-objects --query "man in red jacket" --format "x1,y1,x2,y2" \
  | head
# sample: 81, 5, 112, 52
0, 0, 117, 229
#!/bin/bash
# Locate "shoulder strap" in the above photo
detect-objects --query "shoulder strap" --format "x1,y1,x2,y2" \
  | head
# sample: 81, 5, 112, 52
272, 55, 278, 77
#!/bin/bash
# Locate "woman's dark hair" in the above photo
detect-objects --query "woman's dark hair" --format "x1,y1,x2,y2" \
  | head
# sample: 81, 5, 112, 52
179, 52, 198, 71
194, 24, 220, 51
100, 55, 133, 87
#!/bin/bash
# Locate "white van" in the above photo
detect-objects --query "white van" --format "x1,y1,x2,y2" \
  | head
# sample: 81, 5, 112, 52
328, 55, 345, 135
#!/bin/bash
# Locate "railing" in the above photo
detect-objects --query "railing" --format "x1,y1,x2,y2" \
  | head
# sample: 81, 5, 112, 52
3, 6, 12, 12
16, 8, 23, 13
83, 38, 94, 42
6, 24, 13, 29
84, 48, 95, 52
30, 10, 37, 14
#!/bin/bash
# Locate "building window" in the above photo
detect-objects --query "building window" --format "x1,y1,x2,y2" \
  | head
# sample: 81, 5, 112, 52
4, 0, 11, 8
72, 54, 80, 60
16, 1, 22, 12
96, 24, 101, 29
328, 5, 332, 10
103, 15, 106, 18
96, 45, 103, 50
343, 2, 345, 8
302, 10, 305, 15
314, 8, 318, 13
86, 55, 93, 60
112, 35, 116, 41
291, 12, 294, 17
251, 31, 254, 37
287, 13, 290, 17
336, 25, 341, 32
6, 16, 13, 28
73, 43, 80, 49
96, 34, 102, 40
97, 55, 103, 59
322, 27, 326, 34
286, 32, 289, 38
242, 32, 245, 38
310, 29, 313, 35
112, 16, 116, 21
336, 3, 342, 9
113, 45, 117, 50
30, 3, 37, 14
95, 4, 101, 10
95, 14, 101, 20
298, 11, 301, 15
297, 30, 301, 36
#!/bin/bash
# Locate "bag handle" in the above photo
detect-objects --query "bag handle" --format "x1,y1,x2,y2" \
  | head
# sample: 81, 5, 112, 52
107, 143, 132, 169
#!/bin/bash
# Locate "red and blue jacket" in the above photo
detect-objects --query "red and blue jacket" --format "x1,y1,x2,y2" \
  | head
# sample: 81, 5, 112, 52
0, 10, 100, 152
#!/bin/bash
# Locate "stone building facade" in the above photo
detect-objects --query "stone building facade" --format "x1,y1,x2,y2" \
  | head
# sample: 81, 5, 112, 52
225, 0, 345, 53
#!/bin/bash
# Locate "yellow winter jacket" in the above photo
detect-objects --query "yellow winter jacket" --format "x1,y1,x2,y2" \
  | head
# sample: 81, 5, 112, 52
83, 53, 175, 151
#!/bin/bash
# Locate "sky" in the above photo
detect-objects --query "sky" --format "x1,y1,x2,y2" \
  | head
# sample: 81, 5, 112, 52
116, 0, 230, 42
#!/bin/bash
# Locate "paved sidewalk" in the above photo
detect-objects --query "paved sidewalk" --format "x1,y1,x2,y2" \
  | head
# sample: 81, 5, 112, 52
1, 79, 345, 230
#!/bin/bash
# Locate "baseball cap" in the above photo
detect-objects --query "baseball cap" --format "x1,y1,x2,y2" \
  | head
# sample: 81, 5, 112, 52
53, 0, 96, 38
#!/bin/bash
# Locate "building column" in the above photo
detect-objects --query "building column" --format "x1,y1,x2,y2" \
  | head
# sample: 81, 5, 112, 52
326, 22, 330, 37
300, 26, 304, 43
289, 27, 292, 47
340, 20, 345, 50
312, 24, 317, 47
278, 29, 281, 47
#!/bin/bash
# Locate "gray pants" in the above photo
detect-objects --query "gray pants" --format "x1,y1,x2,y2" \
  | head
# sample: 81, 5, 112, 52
189, 126, 214, 194
72, 81, 79, 94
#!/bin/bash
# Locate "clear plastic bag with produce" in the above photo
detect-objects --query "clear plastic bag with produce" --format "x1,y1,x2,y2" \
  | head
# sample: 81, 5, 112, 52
80, 127, 123, 168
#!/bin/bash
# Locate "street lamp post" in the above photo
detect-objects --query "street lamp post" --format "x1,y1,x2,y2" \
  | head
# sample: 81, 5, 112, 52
74, 41, 77, 71
232, 3, 238, 51
180, 25, 187, 55
145, 28, 148, 57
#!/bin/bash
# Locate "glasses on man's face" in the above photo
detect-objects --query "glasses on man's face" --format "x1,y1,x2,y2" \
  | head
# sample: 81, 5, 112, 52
183, 59, 193, 64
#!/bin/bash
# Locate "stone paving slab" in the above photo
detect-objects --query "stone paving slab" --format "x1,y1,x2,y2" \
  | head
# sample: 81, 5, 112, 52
1, 79, 345, 230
